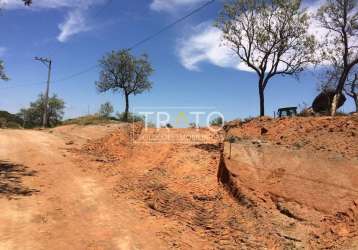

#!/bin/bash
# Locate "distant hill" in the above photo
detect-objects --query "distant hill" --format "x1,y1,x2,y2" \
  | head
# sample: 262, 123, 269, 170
0, 110, 23, 128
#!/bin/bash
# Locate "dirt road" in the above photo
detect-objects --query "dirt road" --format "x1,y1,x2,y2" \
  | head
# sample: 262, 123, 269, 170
1, 123, 357, 249
0, 126, 264, 249
0, 127, 165, 250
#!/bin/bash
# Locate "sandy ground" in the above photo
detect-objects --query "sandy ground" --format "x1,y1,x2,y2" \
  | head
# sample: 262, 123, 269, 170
0, 125, 164, 250
1, 119, 358, 249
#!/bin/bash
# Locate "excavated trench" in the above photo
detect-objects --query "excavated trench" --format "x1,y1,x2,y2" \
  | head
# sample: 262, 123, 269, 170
216, 136, 358, 249
82, 124, 358, 249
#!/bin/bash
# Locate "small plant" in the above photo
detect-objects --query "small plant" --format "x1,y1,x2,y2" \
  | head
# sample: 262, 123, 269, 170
0, 117, 7, 128
210, 117, 223, 126
6, 121, 22, 129
297, 102, 315, 117
63, 115, 118, 126
189, 122, 198, 129
99, 102, 114, 118
117, 112, 144, 122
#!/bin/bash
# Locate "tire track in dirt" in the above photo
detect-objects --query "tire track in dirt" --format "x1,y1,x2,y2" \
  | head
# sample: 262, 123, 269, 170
85, 127, 285, 249
0, 128, 165, 250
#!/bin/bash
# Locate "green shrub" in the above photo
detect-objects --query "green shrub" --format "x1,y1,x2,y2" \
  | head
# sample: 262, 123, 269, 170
18, 94, 64, 128
116, 112, 144, 122
99, 102, 114, 118
6, 121, 22, 129
189, 122, 198, 128
210, 116, 224, 126
63, 115, 118, 126
0, 117, 7, 128
0, 111, 23, 128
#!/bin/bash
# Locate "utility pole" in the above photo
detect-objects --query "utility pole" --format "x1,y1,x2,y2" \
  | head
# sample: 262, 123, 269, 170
34, 57, 52, 128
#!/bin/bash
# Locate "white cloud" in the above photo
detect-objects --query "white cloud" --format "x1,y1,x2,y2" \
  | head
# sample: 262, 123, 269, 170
57, 8, 91, 42
178, 23, 246, 71
0, 0, 105, 43
177, 1, 333, 72
150, 0, 207, 12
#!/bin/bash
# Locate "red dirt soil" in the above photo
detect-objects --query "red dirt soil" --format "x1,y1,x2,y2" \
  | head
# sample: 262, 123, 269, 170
226, 115, 358, 160
1, 117, 357, 249
221, 115, 358, 249
81, 118, 358, 249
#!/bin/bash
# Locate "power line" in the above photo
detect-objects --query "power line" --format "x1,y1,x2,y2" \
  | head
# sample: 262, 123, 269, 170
52, 0, 216, 84
54, 65, 98, 83
0, 0, 114, 90
130, 0, 215, 50
0, 0, 216, 89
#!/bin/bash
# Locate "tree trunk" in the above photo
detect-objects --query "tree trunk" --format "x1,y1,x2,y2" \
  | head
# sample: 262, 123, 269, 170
259, 80, 265, 117
124, 93, 129, 122
332, 69, 349, 116
331, 92, 341, 116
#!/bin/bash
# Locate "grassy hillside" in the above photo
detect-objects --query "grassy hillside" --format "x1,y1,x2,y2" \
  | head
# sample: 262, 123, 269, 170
63, 115, 120, 126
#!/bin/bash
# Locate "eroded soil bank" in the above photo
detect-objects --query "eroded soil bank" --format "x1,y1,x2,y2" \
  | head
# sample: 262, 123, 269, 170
221, 116, 358, 249
0, 118, 357, 249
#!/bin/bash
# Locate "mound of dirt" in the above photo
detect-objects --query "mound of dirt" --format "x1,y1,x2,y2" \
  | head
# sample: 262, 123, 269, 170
81, 128, 295, 249
227, 115, 358, 160
77, 120, 358, 248
222, 115, 358, 248
81, 123, 143, 162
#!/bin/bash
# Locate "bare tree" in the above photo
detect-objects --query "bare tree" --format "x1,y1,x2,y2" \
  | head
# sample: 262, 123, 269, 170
317, 0, 358, 116
345, 72, 358, 112
216, 0, 316, 116
96, 49, 153, 122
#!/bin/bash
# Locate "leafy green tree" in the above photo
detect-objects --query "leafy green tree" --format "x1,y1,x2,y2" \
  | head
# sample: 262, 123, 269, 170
0, 111, 23, 128
316, 0, 358, 116
210, 116, 224, 126
18, 94, 65, 128
96, 49, 153, 121
99, 102, 114, 118
216, 0, 316, 116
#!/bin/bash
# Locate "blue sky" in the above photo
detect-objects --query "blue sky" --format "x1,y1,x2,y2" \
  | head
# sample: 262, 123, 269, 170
0, 0, 356, 122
